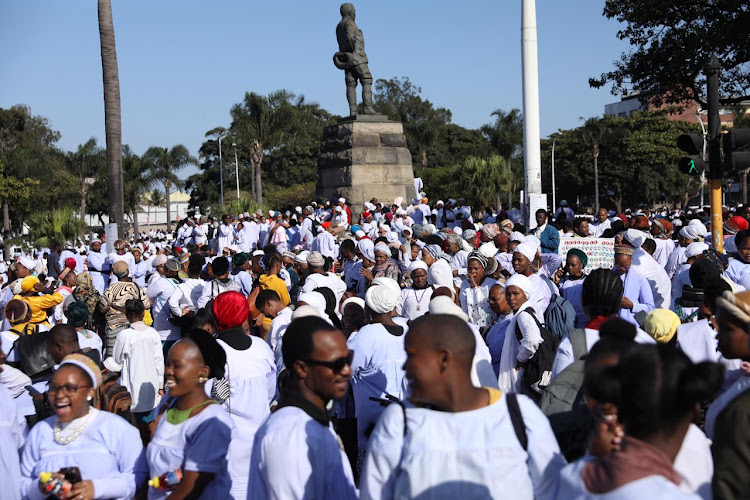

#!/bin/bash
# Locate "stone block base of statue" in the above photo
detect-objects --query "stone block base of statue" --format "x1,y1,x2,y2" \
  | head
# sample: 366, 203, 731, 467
316, 115, 417, 214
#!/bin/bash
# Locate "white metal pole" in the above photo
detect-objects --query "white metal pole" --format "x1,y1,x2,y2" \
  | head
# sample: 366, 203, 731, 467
218, 135, 224, 207
233, 144, 240, 200
551, 139, 556, 211
522, 0, 542, 226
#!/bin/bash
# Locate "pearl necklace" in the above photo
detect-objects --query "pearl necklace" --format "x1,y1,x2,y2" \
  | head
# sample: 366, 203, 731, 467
53, 409, 96, 445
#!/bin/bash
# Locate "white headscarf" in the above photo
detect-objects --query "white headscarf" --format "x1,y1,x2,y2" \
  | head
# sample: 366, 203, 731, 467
358, 239, 375, 262
297, 291, 327, 313
408, 260, 428, 273
365, 277, 401, 314
428, 295, 469, 322
506, 273, 532, 299
624, 229, 649, 248
513, 243, 537, 263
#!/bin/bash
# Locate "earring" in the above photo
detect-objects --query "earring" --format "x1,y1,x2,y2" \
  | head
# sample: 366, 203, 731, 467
86, 396, 92, 401
197, 376, 207, 384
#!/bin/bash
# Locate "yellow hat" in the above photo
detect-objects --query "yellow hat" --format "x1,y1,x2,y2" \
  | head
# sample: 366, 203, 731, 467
644, 309, 680, 344
21, 276, 40, 293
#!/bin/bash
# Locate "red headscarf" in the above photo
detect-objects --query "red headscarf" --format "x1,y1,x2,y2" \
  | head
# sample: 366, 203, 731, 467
212, 291, 249, 330
730, 215, 749, 232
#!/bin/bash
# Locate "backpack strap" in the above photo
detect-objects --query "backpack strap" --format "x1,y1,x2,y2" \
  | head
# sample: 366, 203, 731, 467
540, 273, 559, 297
506, 393, 528, 451
514, 308, 542, 342
569, 328, 588, 361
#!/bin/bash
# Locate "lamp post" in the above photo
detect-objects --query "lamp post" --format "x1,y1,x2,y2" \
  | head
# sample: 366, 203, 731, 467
218, 132, 226, 207
232, 143, 240, 200
696, 112, 707, 208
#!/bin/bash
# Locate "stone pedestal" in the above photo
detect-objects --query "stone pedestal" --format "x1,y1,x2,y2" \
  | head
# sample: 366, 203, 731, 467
316, 115, 417, 215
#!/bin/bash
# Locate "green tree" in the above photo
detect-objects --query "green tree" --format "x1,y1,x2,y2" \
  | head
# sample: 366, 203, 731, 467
97, 0, 124, 236
590, 1, 750, 107
143, 189, 165, 228
230, 90, 299, 204
65, 138, 105, 221
123, 146, 156, 237
373, 77, 452, 169
143, 145, 197, 232
458, 155, 510, 208
27, 207, 88, 248
481, 109, 524, 207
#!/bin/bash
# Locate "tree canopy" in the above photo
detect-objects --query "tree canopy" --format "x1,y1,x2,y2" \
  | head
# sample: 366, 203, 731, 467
590, 0, 750, 107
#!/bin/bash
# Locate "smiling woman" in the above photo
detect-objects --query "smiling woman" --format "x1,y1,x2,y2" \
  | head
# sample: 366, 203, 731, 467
20, 354, 144, 500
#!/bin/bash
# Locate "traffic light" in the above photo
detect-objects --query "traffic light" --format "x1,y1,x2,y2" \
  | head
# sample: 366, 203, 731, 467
722, 129, 750, 172
677, 133, 705, 176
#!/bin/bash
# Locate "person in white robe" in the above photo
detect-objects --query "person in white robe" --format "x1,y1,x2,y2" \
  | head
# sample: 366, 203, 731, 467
398, 261, 433, 321
422, 244, 454, 290
0, 382, 23, 500
624, 229, 672, 308
21, 355, 144, 500
348, 277, 408, 468
360, 314, 565, 500
249, 316, 358, 500
86, 240, 109, 294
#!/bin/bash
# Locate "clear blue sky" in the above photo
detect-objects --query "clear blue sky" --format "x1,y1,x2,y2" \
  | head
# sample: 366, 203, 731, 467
0, 0, 629, 178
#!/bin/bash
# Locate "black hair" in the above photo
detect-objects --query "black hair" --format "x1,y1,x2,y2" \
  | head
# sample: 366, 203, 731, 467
212, 256, 229, 276
535, 208, 548, 217
572, 218, 587, 231
125, 298, 145, 321
735, 229, 750, 248
424, 234, 444, 246
255, 289, 281, 309
262, 244, 278, 256
598, 317, 637, 342
192, 309, 217, 332
48, 324, 78, 346
188, 253, 206, 276
314, 286, 343, 329
266, 253, 283, 272
342, 301, 366, 336
689, 259, 722, 289
374, 236, 388, 245
282, 317, 340, 373
323, 256, 334, 273
703, 276, 732, 314
615, 345, 723, 440
181, 329, 227, 379
340, 239, 355, 253
641, 238, 656, 255
581, 268, 624, 317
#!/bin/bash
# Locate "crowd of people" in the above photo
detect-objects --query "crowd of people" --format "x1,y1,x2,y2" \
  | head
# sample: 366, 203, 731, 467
1, 193, 750, 499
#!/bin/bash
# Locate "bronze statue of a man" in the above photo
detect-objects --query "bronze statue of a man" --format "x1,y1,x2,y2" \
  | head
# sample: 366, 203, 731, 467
334, 3, 375, 115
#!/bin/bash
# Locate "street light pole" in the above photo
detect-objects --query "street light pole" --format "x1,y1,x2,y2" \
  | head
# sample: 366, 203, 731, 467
233, 143, 240, 200
218, 133, 225, 207
551, 139, 556, 211
522, 0, 544, 226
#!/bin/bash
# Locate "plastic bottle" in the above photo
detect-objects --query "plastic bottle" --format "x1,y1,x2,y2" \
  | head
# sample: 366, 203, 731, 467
148, 469, 183, 490
39, 472, 72, 498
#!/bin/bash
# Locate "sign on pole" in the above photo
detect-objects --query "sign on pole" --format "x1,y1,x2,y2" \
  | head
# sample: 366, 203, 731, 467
558, 237, 615, 274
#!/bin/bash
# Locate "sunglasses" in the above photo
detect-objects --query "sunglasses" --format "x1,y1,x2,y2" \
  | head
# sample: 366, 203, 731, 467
303, 351, 354, 373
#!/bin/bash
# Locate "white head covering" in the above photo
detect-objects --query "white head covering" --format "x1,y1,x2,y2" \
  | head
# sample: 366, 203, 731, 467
295, 251, 310, 264
624, 228, 649, 248
680, 223, 704, 240
428, 295, 469, 322
524, 234, 541, 249
358, 239, 375, 262
513, 242, 537, 262
341, 296, 366, 312
408, 260, 428, 273
17, 256, 35, 271
453, 227, 463, 236
355, 230, 366, 239
374, 242, 391, 255
297, 291, 327, 313
365, 277, 401, 314
685, 242, 709, 258
506, 273, 532, 299
510, 231, 526, 243
386, 232, 399, 244
292, 305, 325, 321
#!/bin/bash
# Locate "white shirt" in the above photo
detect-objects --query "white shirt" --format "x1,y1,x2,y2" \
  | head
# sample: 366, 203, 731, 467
267, 307, 293, 356
459, 277, 497, 328
631, 247, 672, 308
168, 278, 205, 316
361, 393, 566, 500
107, 322, 164, 412
312, 231, 338, 260
674, 423, 713, 499
398, 286, 433, 321
0, 384, 23, 500
300, 272, 347, 311
249, 406, 358, 500
428, 259, 454, 289
146, 276, 180, 341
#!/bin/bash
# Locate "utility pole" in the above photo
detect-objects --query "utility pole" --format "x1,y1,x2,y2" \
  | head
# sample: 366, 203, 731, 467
218, 133, 225, 207
521, 0, 545, 227
551, 139, 556, 211
233, 143, 240, 200
705, 55, 723, 252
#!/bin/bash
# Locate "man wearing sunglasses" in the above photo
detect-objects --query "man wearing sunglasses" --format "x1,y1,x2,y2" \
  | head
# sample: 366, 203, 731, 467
249, 317, 358, 500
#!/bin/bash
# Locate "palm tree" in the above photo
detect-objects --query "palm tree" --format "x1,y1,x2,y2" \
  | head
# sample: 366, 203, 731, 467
205, 127, 230, 205
97, 0, 124, 237
458, 155, 511, 207
579, 117, 607, 210
230, 90, 297, 204
481, 109, 524, 208
28, 208, 88, 248
122, 146, 155, 237
143, 189, 165, 227
143, 145, 198, 232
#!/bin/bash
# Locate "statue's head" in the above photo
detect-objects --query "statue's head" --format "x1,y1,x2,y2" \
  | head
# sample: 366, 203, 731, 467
340, 3, 355, 20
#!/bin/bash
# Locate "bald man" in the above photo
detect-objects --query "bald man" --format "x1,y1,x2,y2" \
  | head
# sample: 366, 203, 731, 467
360, 314, 565, 500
